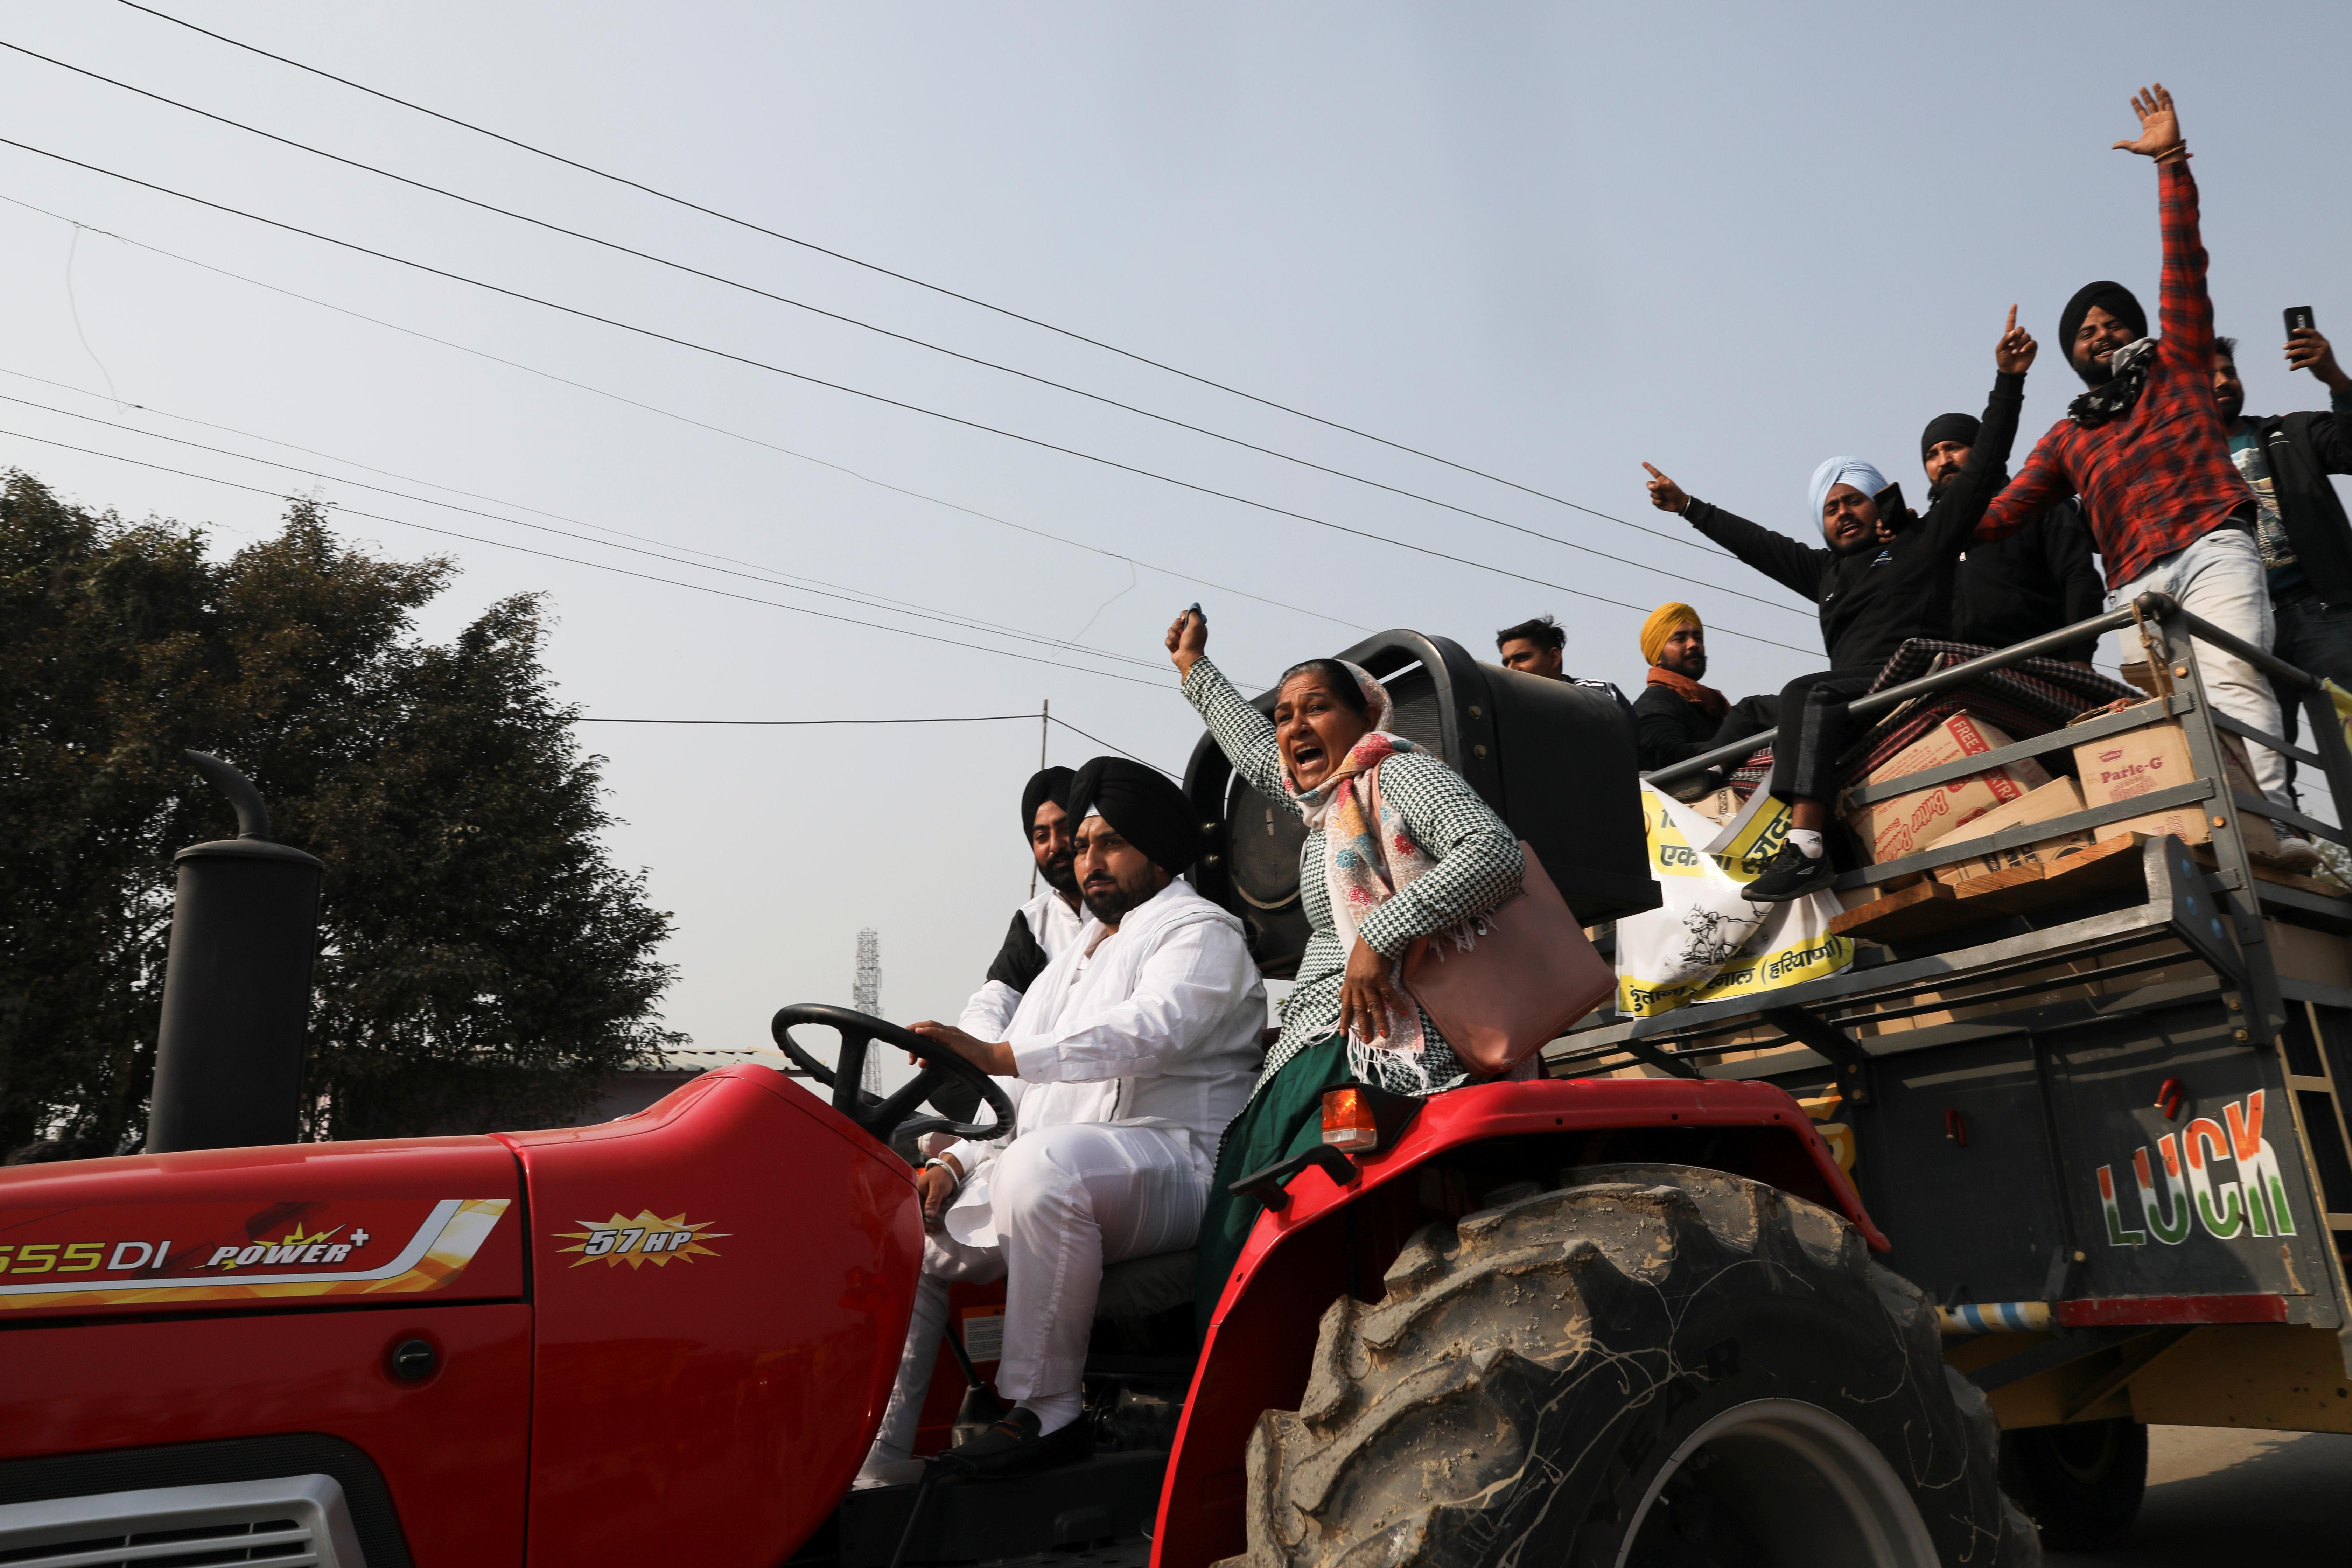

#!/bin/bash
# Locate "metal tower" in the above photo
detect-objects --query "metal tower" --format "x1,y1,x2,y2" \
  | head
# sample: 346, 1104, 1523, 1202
853, 927, 882, 1097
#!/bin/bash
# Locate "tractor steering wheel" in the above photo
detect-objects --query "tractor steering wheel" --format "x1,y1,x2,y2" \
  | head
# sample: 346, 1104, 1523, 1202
770, 1003, 1015, 1147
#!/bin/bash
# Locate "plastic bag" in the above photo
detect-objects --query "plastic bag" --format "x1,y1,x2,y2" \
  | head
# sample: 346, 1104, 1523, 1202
1685, 790, 1854, 1006
1614, 785, 1771, 1017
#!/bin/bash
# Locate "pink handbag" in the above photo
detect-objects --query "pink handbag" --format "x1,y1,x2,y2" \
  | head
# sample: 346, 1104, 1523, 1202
1363, 766, 1611, 1078
1399, 844, 1614, 1078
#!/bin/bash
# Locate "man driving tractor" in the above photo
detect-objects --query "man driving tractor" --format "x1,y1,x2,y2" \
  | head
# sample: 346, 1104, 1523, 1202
856, 757, 1265, 1483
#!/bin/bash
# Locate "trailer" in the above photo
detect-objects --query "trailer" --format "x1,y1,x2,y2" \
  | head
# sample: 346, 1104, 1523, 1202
1558, 591, 2352, 1547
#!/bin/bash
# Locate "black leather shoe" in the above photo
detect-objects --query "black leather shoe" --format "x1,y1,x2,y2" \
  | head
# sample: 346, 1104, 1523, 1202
938, 1407, 1092, 1477
1744, 840, 1834, 903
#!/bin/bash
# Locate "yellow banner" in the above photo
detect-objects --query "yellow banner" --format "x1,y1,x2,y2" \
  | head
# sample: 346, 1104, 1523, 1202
1688, 930, 1855, 1004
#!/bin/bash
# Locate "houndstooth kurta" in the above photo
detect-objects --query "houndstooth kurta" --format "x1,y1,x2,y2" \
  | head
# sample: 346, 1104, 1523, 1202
1183, 657, 1525, 1098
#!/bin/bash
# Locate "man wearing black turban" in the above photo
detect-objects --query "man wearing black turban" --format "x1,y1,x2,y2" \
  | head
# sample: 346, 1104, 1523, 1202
1919, 409, 2102, 663
933, 767, 1088, 1138
1064, 756, 1202, 891
867, 758, 1261, 1478
1969, 84, 2316, 866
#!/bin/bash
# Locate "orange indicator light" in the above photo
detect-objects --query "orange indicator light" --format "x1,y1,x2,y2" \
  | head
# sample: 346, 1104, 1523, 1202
1322, 1087, 1378, 1152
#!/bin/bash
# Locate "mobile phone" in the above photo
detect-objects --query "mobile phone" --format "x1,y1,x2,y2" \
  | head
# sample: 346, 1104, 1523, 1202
1872, 480, 1909, 526
2286, 306, 2317, 338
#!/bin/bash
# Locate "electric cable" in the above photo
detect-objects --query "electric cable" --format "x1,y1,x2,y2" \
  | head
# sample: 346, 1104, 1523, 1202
0, 140, 1819, 654
0, 421, 1180, 688
1046, 714, 1182, 779
576, 713, 1041, 726
115, 0, 1749, 548
0, 36, 1769, 595
0, 193, 1365, 634
570, 705, 1184, 776
0, 383, 1179, 675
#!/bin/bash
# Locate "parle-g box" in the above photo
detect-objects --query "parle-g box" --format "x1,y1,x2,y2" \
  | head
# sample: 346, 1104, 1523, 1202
2066, 699, 2277, 856
1842, 712, 2051, 866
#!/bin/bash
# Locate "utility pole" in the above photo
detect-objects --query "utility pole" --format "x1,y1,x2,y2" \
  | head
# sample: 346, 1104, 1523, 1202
1030, 699, 1048, 897
853, 927, 882, 1098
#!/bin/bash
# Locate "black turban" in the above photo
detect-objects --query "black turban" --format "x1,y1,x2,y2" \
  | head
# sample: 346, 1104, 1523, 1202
1066, 756, 1199, 874
1919, 412, 1980, 462
1020, 765, 1074, 837
2058, 281, 2148, 384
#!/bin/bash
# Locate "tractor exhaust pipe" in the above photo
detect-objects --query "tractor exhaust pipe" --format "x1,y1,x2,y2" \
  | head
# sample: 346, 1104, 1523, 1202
145, 751, 324, 1153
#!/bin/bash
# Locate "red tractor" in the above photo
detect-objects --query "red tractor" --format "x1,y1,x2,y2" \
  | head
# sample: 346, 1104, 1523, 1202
0, 633, 2030, 1568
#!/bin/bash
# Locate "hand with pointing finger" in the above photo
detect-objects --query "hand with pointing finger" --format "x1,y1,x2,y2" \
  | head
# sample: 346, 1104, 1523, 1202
1995, 304, 2037, 376
1643, 462, 1690, 516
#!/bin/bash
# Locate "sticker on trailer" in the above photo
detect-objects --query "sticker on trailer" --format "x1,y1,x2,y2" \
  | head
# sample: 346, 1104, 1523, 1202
556, 1211, 726, 1268
0, 1197, 510, 1311
2093, 1090, 2297, 1246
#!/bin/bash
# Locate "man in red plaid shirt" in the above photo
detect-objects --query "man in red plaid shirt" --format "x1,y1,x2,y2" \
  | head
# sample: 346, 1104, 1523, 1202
1974, 85, 2317, 866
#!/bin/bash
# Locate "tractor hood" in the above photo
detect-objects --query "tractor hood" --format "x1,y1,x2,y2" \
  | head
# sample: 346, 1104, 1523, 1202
0, 1136, 522, 1322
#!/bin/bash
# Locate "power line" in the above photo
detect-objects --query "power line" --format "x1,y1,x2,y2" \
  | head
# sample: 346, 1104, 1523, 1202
1048, 715, 1183, 779
582, 708, 1186, 777
0, 191, 1365, 636
0, 141, 1818, 655
0, 421, 1181, 688
0, 383, 1178, 677
115, 0, 1751, 552
576, 713, 1041, 726
0, 36, 1778, 604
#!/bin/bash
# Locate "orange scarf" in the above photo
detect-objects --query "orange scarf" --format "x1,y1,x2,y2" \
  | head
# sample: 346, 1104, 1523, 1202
1646, 665, 1727, 720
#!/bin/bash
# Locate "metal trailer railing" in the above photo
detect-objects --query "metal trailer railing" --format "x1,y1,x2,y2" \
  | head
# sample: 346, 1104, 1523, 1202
1546, 593, 2352, 1343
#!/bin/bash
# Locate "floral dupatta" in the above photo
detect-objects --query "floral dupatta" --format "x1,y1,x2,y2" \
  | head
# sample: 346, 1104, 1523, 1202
1291, 728, 1444, 1090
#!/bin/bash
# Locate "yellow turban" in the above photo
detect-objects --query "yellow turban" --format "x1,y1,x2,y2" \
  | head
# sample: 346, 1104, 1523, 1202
1639, 603, 1701, 666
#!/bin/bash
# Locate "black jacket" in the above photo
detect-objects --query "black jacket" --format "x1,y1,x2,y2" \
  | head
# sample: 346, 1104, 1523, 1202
1633, 681, 1720, 771
1944, 491, 2106, 661
1681, 372, 2024, 672
2250, 408, 2352, 601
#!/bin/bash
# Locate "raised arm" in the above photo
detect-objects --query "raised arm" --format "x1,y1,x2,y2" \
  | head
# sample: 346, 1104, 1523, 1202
1918, 311, 2032, 554
2111, 85, 2210, 365
1644, 464, 1829, 602
1352, 754, 1525, 958
1170, 607, 1296, 811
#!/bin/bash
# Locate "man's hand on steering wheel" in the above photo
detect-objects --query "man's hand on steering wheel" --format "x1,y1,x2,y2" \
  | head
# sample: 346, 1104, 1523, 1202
769, 1003, 1016, 1144
908, 1021, 1017, 1077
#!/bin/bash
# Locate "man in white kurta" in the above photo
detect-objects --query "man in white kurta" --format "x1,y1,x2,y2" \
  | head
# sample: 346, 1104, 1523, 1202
860, 757, 1264, 1479
923, 767, 1089, 1154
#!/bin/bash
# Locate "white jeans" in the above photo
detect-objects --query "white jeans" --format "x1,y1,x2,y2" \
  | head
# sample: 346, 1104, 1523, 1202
864, 1121, 1208, 1465
2107, 525, 2291, 806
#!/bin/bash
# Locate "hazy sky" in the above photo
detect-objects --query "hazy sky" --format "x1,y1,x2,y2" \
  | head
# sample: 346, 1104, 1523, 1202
6, 2, 2349, 1071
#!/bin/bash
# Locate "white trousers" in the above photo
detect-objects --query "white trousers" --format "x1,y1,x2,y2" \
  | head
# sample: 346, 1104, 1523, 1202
865, 1121, 1208, 1464
2107, 526, 2291, 805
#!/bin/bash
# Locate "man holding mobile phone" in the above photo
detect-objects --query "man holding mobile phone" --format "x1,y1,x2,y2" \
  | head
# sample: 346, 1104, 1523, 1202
2211, 322, 2352, 794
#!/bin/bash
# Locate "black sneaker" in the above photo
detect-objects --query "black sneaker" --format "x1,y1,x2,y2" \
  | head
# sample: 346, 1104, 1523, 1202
1745, 840, 1833, 903
937, 1406, 1092, 1477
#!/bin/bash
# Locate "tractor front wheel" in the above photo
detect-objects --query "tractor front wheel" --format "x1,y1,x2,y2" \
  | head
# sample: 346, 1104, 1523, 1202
1222, 1163, 2037, 1568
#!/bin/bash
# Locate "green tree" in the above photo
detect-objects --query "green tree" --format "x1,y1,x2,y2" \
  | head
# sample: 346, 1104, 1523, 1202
0, 471, 681, 1152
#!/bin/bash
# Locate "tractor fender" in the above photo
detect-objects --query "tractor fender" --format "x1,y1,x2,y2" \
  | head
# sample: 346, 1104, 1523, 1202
1154, 1075, 1878, 1568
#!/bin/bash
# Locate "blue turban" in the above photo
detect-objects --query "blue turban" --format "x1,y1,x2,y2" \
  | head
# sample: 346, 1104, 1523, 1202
1807, 456, 1889, 536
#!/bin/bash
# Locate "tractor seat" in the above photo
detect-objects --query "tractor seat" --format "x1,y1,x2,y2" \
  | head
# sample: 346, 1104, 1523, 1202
1094, 1248, 1196, 1327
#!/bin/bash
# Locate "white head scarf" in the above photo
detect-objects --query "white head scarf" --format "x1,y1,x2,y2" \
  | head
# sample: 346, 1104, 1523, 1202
1806, 456, 1890, 539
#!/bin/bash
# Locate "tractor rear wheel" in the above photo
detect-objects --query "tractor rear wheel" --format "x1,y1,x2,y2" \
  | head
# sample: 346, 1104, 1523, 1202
1222, 1164, 2037, 1568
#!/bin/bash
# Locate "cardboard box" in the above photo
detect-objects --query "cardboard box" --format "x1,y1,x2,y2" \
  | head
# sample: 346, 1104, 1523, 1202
1932, 777, 2094, 886
1687, 786, 1748, 827
1843, 713, 2051, 866
2067, 700, 2278, 856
